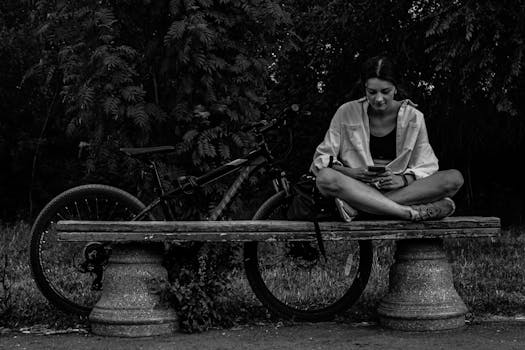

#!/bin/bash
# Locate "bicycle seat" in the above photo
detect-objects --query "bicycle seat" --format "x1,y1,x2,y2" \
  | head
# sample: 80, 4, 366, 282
120, 146, 176, 158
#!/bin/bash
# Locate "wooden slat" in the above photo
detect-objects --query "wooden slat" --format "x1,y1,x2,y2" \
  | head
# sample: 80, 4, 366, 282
55, 216, 500, 233
57, 227, 499, 242
55, 216, 500, 242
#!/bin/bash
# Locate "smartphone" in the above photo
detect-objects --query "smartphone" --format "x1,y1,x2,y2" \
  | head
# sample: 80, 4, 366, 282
368, 165, 387, 173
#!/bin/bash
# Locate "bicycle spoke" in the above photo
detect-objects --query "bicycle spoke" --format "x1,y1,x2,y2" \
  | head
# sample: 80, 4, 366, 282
123, 207, 134, 220
64, 205, 73, 219
95, 197, 99, 220
74, 201, 81, 219
107, 201, 119, 220
84, 198, 92, 218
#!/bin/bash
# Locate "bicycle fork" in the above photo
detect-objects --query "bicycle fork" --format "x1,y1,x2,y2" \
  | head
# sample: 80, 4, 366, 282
271, 169, 291, 196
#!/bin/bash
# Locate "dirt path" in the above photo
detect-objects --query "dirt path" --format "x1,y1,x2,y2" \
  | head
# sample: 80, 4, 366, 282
2, 321, 525, 350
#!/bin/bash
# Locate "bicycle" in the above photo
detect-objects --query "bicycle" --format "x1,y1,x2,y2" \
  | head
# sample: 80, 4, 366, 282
29, 107, 373, 321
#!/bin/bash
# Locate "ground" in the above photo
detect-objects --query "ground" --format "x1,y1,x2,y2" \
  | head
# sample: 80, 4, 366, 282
2, 320, 525, 350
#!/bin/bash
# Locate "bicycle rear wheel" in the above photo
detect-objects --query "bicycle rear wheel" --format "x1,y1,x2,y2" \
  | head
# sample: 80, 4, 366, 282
243, 191, 373, 321
29, 184, 148, 315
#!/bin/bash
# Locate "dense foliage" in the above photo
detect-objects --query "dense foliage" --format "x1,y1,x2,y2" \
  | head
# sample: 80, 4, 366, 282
1, 0, 289, 219
1, 0, 523, 222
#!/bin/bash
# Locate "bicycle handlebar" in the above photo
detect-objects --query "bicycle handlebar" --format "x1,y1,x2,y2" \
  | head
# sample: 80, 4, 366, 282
243, 104, 301, 135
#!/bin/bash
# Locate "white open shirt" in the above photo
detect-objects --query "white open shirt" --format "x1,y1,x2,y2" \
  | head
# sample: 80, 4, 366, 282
310, 98, 439, 180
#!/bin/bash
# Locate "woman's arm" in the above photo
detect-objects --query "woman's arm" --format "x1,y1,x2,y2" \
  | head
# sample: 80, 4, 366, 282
310, 108, 344, 174
404, 114, 439, 179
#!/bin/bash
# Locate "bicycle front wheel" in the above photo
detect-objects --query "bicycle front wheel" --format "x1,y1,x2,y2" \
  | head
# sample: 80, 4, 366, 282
243, 191, 373, 321
29, 184, 148, 316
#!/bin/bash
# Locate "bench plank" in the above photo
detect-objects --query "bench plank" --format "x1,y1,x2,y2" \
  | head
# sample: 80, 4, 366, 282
56, 216, 500, 242
57, 228, 498, 242
57, 216, 500, 232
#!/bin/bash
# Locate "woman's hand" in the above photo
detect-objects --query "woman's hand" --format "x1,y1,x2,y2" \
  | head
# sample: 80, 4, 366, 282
404, 99, 418, 107
344, 167, 381, 183
373, 173, 406, 190
333, 166, 406, 190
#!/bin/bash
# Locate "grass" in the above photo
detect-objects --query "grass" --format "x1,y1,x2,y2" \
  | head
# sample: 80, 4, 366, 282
447, 229, 525, 316
0, 222, 84, 329
1, 221, 525, 330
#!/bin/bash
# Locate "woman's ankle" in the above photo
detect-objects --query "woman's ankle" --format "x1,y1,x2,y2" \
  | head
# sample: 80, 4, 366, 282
404, 206, 417, 220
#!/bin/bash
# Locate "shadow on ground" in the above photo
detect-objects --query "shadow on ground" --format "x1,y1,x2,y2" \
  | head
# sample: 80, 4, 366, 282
2, 320, 525, 350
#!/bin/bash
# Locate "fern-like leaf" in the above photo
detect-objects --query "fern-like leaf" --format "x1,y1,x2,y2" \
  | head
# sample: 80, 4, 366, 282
197, 0, 213, 8
231, 132, 244, 147
121, 86, 145, 102
116, 45, 137, 59
95, 8, 117, 28
164, 20, 186, 45
218, 143, 230, 160
127, 104, 149, 128
194, 23, 215, 48
78, 85, 95, 110
103, 96, 120, 118
103, 55, 123, 70
197, 136, 217, 157
183, 129, 199, 142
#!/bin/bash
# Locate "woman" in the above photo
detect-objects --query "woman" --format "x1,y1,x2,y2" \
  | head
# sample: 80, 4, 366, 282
311, 56, 463, 221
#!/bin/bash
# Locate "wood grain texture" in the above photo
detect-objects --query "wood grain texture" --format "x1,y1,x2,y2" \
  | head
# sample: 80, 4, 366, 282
55, 217, 500, 242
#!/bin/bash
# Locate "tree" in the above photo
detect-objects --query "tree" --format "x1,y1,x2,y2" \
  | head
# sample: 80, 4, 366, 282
414, 0, 525, 221
10, 0, 290, 219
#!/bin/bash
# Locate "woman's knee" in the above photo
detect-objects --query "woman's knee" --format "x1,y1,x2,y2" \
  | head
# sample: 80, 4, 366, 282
316, 168, 341, 196
442, 169, 464, 195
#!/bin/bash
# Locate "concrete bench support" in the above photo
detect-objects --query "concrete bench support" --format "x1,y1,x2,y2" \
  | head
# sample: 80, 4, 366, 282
89, 242, 177, 337
377, 238, 467, 331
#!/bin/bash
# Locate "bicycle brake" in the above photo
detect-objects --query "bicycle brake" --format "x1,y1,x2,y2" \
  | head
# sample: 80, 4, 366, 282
77, 242, 110, 291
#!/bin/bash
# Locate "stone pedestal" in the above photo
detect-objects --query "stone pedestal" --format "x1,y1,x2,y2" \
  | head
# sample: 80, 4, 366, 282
377, 239, 467, 331
89, 243, 178, 337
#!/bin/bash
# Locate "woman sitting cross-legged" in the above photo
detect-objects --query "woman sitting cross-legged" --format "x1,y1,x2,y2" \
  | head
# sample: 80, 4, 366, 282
311, 56, 463, 222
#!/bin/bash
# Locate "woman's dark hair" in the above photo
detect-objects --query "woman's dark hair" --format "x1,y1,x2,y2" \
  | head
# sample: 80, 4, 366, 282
360, 56, 398, 87
347, 55, 407, 100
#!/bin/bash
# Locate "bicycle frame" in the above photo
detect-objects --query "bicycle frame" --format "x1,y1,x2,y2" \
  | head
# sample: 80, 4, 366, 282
132, 144, 290, 222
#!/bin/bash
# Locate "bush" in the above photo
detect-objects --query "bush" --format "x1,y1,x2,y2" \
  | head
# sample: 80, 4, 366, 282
162, 243, 241, 332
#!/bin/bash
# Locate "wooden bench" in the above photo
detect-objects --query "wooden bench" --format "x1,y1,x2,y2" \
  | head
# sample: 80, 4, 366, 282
56, 216, 500, 336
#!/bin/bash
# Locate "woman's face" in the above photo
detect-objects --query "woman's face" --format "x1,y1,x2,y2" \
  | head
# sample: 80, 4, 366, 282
365, 78, 396, 112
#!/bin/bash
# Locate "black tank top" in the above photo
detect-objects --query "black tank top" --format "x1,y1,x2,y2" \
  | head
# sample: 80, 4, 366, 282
370, 128, 396, 161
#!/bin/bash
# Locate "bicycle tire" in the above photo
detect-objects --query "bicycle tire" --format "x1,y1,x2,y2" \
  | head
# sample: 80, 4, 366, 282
29, 184, 148, 316
243, 191, 373, 321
